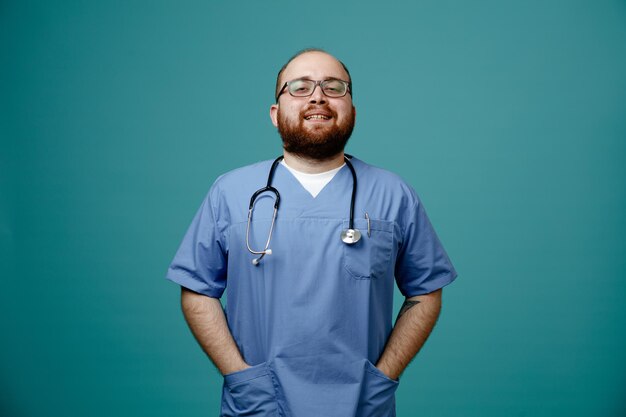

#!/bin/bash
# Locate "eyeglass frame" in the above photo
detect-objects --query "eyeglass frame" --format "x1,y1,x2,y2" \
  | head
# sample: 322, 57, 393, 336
275, 78, 352, 102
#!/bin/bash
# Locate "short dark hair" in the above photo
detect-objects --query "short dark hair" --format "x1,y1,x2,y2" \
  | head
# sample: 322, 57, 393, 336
275, 48, 352, 101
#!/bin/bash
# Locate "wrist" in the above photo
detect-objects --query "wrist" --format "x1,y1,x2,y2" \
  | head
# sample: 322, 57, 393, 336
221, 360, 250, 376
375, 362, 398, 381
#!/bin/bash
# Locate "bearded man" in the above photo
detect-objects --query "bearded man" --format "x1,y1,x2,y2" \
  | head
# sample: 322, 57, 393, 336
166, 49, 458, 417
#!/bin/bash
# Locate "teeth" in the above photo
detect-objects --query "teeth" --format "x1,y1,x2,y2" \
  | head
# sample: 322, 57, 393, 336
306, 115, 330, 120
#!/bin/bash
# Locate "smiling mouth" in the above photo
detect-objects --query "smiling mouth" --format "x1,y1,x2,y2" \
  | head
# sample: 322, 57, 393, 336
304, 114, 331, 120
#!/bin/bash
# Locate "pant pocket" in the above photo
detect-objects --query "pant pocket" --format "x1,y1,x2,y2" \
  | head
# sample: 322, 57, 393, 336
221, 362, 278, 417
357, 360, 399, 417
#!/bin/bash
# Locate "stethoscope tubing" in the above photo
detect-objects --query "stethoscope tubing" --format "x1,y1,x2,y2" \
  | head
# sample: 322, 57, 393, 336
246, 154, 359, 264
345, 156, 357, 231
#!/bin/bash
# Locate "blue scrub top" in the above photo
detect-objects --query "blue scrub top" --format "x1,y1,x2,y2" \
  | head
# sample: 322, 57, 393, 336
167, 157, 457, 417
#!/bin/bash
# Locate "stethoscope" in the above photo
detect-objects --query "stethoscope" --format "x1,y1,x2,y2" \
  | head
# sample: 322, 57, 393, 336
246, 155, 362, 265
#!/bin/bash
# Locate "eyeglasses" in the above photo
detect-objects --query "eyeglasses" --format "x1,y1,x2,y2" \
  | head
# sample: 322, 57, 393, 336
276, 78, 351, 102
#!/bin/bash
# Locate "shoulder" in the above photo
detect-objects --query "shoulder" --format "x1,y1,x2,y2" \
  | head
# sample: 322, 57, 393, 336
213, 159, 274, 188
203, 159, 276, 224
350, 156, 420, 206
207, 159, 275, 200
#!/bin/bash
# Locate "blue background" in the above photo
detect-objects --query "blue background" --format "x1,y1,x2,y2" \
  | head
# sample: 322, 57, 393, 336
1, 1, 625, 416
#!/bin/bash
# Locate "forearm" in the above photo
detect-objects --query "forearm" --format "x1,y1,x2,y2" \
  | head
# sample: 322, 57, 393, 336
180, 287, 249, 375
376, 289, 442, 380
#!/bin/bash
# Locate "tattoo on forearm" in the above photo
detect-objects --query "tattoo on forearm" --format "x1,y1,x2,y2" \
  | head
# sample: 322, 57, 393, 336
396, 300, 421, 321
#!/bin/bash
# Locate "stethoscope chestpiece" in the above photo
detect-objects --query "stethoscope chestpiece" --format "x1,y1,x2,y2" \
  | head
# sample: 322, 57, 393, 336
341, 228, 362, 245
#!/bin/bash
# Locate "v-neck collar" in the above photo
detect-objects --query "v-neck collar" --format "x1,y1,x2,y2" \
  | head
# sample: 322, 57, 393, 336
280, 161, 346, 199
276, 162, 349, 201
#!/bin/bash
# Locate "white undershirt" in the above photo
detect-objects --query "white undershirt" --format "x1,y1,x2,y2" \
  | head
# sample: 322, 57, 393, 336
281, 160, 345, 198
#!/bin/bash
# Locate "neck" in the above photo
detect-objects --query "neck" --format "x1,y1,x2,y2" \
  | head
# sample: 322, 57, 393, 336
282, 151, 345, 174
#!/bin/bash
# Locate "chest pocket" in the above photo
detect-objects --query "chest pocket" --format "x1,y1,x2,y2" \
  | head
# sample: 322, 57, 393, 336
343, 218, 394, 280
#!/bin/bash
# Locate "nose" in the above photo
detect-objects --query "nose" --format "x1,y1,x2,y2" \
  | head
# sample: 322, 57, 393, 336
308, 83, 327, 104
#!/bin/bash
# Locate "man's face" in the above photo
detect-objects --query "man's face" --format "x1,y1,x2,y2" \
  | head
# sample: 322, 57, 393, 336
270, 51, 356, 161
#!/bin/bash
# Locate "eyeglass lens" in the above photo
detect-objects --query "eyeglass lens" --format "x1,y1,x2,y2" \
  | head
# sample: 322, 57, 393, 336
288, 79, 348, 97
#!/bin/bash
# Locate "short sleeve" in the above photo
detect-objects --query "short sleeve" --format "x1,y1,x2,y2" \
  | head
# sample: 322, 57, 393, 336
395, 199, 457, 297
165, 188, 228, 298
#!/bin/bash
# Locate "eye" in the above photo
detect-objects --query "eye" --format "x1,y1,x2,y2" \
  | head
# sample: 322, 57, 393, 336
289, 80, 314, 95
322, 80, 346, 95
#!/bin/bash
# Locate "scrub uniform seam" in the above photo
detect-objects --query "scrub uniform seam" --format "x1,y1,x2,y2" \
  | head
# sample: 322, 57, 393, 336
228, 220, 250, 228
401, 271, 455, 297
226, 373, 270, 387
297, 216, 345, 221
400, 199, 420, 250
268, 369, 284, 417
229, 217, 396, 226
167, 269, 224, 296
210, 185, 230, 262
229, 217, 352, 228
222, 226, 230, 253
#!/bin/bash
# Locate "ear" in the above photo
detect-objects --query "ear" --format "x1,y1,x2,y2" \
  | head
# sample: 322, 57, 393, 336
270, 104, 279, 127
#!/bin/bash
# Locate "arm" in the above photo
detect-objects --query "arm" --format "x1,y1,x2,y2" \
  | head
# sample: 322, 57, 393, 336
180, 286, 250, 375
376, 288, 442, 380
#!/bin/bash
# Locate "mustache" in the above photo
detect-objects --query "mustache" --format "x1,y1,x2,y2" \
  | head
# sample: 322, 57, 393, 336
299, 105, 337, 119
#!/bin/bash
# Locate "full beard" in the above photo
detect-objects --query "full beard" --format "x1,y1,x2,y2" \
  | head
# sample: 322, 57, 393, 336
277, 108, 355, 161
